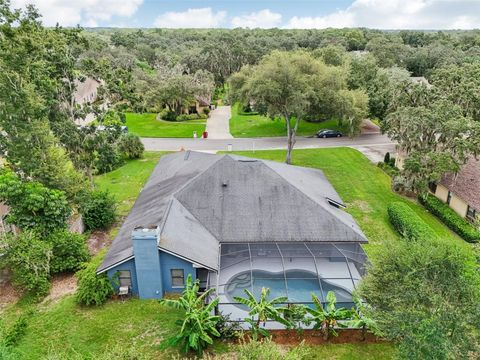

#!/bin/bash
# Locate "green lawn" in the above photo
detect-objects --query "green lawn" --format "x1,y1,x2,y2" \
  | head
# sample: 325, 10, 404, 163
125, 112, 206, 138
230, 148, 466, 259
2, 297, 184, 359
94, 151, 166, 216
230, 103, 344, 138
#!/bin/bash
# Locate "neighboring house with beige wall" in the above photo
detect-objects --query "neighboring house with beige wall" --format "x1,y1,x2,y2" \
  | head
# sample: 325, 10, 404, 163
430, 157, 479, 223
396, 150, 479, 223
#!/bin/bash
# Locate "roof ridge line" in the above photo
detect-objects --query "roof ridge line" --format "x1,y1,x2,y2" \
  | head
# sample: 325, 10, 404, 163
169, 152, 227, 199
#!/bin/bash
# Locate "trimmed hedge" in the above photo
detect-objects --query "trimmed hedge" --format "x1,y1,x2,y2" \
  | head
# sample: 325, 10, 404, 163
387, 202, 437, 241
176, 113, 208, 121
419, 194, 480, 243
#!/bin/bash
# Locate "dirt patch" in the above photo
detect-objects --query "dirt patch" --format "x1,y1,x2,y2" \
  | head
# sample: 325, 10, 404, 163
350, 200, 372, 213
245, 329, 384, 345
42, 273, 77, 304
87, 230, 112, 255
0, 280, 20, 308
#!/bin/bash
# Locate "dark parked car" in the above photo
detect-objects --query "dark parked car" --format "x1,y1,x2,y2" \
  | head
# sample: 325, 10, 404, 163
316, 129, 343, 138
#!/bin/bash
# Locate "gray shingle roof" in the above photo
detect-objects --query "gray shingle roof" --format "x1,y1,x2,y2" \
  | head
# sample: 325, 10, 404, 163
97, 151, 367, 273
440, 156, 480, 212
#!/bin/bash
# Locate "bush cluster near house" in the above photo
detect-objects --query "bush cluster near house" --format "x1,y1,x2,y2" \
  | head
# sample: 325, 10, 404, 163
387, 202, 437, 241
419, 194, 480, 243
75, 252, 115, 307
0, 171, 71, 236
79, 189, 117, 231
0, 229, 91, 300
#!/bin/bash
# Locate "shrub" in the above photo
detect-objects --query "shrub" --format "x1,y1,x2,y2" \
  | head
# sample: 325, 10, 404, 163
47, 230, 90, 274
95, 141, 124, 174
0, 232, 52, 299
80, 190, 117, 230
203, 107, 210, 115
118, 133, 144, 160
176, 113, 208, 121
377, 161, 400, 178
215, 312, 242, 340
384, 152, 391, 164
419, 194, 480, 243
0, 171, 71, 235
387, 202, 437, 241
159, 109, 176, 121
75, 252, 115, 306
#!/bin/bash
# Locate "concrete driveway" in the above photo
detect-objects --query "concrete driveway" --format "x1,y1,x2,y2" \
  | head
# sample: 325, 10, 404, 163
205, 105, 233, 139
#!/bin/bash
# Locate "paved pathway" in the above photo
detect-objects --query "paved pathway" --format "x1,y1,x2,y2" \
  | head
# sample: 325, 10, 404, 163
205, 105, 233, 139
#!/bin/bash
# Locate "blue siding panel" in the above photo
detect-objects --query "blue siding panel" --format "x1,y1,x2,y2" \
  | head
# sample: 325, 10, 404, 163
160, 252, 196, 294
107, 259, 138, 295
105, 250, 197, 298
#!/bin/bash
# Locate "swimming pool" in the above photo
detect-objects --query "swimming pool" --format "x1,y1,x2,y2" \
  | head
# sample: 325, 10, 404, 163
225, 269, 354, 305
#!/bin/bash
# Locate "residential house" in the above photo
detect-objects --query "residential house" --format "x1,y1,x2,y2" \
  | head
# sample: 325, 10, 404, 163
185, 95, 211, 115
429, 157, 480, 223
396, 151, 479, 223
97, 151, 368, 321
73, 77, 103, 126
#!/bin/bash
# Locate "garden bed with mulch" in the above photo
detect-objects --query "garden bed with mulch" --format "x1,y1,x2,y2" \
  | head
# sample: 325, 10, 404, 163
246, 329, 384, 345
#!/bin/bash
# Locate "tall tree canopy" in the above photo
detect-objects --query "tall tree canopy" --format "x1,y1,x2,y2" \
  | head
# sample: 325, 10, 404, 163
359, 237, 480, 359
0, 2, 87, 199
229, 51, 368, 163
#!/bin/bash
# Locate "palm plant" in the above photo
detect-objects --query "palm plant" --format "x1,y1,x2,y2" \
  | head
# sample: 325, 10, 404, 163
348, 297, 377, 341
160, 274, 220, 355
234, 287, 291, 340
306, 291, 351, 340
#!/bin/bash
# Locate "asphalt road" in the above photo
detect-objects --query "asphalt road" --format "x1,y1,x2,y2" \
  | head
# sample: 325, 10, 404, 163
142, 133, 394, 152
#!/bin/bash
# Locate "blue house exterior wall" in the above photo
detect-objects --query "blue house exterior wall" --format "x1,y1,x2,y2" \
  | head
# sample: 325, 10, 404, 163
105, 250, 197, 298
160, 251, 196, 293
107, 258, 138, 295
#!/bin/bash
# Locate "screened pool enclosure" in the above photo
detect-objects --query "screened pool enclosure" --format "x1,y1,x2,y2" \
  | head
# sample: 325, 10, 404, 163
211, 242, 367, 322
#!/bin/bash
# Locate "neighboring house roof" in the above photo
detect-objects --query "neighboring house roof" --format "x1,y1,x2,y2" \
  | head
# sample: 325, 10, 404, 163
97, 151, 367, 273
195, 95, 211, 106
74, 77, 101, 105
410, 76, 432, 87
440, 156, 480, 212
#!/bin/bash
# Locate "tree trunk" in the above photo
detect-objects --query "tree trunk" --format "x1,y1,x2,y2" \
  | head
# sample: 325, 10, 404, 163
285, 115, 295, 165
285, 115, 298, 165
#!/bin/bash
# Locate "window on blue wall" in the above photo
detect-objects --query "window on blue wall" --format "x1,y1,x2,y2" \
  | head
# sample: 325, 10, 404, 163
118, 270, 131, 287
171, 269, 185, 287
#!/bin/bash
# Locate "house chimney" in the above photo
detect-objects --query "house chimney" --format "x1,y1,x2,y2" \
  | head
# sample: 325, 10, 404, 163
132, 226, 163, 299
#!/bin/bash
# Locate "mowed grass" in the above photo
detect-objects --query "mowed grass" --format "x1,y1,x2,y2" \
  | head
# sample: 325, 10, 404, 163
230, 148, 466, 259
94, 151, 166, 216
2, 297, 184, 359
125, 112, 206, 138
230, 103, 343, 138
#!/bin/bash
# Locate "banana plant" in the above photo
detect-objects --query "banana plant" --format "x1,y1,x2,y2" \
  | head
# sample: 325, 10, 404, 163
160, 274, 220, 355
234, 287, 291, 340
348, 297, 377, 341
306, 291, 352, 340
